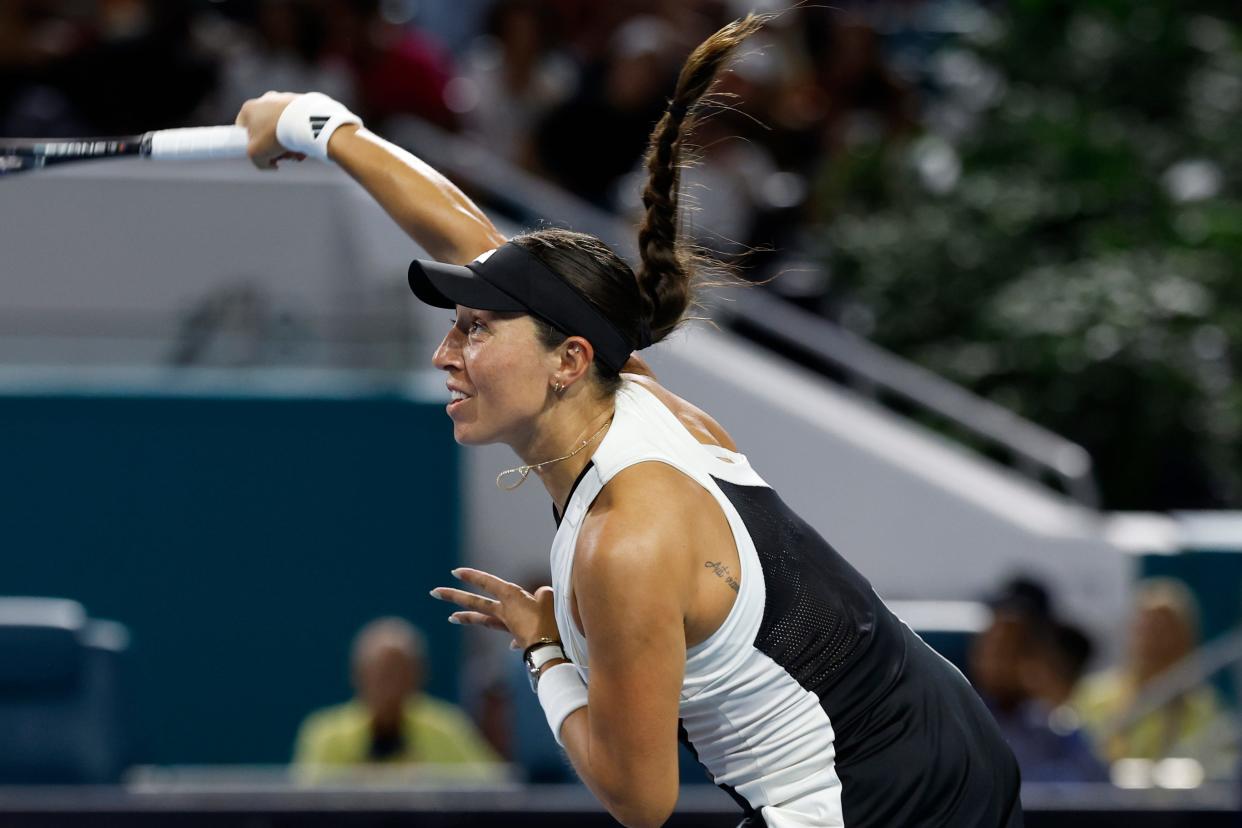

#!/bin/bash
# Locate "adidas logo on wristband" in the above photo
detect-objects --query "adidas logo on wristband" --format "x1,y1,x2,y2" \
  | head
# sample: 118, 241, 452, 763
275, 92, 362, 162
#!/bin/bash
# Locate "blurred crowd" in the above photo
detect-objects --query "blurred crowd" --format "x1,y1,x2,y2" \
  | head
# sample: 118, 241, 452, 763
0, 0, 929, 275
969, 575, 1237, 786
292, 573, 1240, 789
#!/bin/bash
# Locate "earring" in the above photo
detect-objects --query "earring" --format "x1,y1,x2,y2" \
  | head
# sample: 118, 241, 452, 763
553, 381, 564, 394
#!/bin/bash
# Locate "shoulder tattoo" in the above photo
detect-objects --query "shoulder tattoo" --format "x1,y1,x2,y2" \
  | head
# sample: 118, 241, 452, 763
704, 560, 740, 593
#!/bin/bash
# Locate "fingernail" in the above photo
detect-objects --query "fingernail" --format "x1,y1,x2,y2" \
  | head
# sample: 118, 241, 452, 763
447, 615, 461, 625
451, 568, 464, 578
429, 589, 440, 599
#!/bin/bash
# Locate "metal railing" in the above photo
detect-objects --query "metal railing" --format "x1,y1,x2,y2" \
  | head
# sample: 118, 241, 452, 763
386, 117, 1100, 506
718, 289, 1100, 506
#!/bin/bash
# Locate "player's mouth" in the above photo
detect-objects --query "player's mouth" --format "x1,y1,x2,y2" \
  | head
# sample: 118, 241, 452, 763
447, 386, 472, 413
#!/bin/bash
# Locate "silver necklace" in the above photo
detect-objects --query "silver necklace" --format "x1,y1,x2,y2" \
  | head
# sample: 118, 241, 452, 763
496, 417, 612, 491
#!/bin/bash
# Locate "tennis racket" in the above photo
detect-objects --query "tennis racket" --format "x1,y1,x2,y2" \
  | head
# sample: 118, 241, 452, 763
0, 126, 250, 177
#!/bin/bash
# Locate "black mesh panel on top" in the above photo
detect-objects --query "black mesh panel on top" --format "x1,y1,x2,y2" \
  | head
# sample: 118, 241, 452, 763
712, 477, 876, 699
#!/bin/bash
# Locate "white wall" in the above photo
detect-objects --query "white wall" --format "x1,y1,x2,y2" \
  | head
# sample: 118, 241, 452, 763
0, 158, 448, 367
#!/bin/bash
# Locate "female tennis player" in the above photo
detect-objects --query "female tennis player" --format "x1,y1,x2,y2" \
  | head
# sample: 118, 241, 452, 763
237, 14, 1021, 828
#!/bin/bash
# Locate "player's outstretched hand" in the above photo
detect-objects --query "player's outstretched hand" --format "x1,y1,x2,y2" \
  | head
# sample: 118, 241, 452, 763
235, 91, 305, 171
431, 568, 559, 650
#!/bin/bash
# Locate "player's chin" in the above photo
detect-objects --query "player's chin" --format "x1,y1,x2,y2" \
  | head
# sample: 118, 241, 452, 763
450, 420, 493, 447
446, 405, 510, 447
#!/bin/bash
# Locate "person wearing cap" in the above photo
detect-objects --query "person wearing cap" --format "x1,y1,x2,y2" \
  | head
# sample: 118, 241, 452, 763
970, 577, 1108, 784
235, 13, 1021, 828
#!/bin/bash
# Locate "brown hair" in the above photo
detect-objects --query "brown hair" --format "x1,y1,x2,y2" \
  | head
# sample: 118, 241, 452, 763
512, 13, 766, 392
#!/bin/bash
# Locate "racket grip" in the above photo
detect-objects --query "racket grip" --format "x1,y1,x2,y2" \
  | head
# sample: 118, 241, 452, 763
146, 126, 250, 161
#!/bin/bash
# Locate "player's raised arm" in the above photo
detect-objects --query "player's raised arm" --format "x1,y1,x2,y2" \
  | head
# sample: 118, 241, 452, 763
235, 91, 505, 265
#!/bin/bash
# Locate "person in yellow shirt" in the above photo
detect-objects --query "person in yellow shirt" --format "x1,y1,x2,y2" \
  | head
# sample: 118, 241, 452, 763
1074, 578, 1232, 775
293, 617, 501, 780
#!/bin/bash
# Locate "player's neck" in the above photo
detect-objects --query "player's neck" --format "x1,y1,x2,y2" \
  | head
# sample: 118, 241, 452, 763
521, 404, 613, 512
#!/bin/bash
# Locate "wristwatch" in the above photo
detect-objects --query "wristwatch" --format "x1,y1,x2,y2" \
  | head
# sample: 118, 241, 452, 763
523, 637, 567, 691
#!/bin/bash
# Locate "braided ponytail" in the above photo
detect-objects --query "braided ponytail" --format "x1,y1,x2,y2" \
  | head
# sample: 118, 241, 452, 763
636, 13, 766, 343
510, 15, 766, 395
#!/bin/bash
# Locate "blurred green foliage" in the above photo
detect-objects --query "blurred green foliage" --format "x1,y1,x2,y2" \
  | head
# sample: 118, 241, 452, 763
816, 0, 1242, 509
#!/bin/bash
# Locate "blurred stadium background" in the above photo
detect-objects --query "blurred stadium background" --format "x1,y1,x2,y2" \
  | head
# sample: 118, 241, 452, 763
0, 0, 1239, 825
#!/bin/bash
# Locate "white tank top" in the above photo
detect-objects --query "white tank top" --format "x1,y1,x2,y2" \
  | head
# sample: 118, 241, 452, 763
549, 379, 846, 827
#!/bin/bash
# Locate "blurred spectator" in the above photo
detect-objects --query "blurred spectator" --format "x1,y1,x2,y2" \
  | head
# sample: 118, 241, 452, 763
532, 15, 679, 207
536, 0, 639, 67
1074, 579, 1235, 774
971, 579, 1041, 711
807, 11, 915, 159
970, 576, 1108, 783
453, 0, 576, 166
0, 1, 90, 136
210, 0, 356, 125
0, 0, 216, 137
323, 0, 458, 130
1023, 619, 1094, 710
293, 617, 500, 776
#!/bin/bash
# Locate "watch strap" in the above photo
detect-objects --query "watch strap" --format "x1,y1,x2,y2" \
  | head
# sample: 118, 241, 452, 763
522, 636, 560, 664
527, 642, 566, 672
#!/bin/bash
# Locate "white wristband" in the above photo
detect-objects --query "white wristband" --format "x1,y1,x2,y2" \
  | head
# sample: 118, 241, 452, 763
536, 662, 588, 747
275, 92, 361, 162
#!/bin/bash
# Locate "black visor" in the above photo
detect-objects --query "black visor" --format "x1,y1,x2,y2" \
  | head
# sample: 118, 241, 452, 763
408, 242, 637, 372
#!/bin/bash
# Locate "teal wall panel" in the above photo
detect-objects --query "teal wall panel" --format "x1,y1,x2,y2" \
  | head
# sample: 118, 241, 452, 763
0, 391, 461, 765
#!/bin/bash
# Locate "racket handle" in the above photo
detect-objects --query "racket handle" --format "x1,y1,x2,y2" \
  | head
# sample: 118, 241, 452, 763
145, 126, 250, 161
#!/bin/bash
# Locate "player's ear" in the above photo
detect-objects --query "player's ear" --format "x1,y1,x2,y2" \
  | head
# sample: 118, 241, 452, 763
554, 336, 594, 391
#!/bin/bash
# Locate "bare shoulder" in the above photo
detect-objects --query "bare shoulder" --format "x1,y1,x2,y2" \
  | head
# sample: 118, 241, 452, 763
579, 462, 709, 555
621, 373, 738, 452
573, 461, 740, 648
574, 463, 714, 592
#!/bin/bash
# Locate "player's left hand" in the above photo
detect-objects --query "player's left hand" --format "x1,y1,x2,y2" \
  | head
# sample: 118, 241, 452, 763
430, 567, 559, 650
